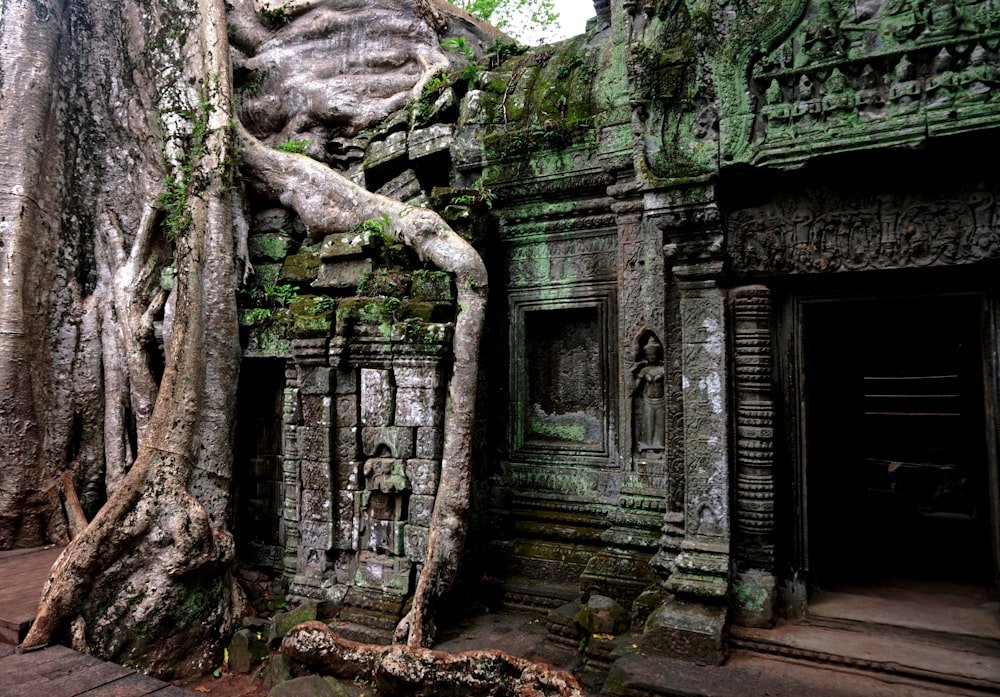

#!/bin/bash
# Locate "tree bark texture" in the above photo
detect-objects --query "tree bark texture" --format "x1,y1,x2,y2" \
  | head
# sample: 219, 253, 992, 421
15, 0, 245, 676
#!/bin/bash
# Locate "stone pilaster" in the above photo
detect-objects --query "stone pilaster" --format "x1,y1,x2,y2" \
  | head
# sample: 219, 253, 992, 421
641, 193, 731, 665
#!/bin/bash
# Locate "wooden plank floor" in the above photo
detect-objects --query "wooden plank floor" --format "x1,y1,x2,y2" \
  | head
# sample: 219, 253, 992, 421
0, 546, 196, 696
0, 545, 63, 644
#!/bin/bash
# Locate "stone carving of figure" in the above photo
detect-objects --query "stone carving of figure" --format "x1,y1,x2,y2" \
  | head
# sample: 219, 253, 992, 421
633, 334, 666, 454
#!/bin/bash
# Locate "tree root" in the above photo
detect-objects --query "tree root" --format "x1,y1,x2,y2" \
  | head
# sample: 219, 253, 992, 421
282, 622, 584, 697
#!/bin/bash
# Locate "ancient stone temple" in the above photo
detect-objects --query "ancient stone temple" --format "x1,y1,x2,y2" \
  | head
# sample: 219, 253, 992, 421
183, 0, 1000, 691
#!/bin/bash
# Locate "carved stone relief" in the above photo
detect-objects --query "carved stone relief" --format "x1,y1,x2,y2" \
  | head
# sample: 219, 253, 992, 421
632, 331, 667, 456
743, 0, 1000, 166
729, 189, 1000, 274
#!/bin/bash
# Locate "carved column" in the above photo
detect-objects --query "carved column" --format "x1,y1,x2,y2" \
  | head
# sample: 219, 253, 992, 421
641, 198, 731, 665
731, 285, 777, 627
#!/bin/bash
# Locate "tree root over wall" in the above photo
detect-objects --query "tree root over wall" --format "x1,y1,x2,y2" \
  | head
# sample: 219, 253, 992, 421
283, 621, 584, 697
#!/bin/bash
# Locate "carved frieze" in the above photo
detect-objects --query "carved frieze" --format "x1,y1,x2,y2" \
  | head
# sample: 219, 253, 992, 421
740, 0, 1000, 166
505, 232, 618, 287
729, 190, 1000, 274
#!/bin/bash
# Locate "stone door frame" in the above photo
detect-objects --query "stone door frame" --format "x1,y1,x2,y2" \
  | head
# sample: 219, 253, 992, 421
776, 277, 1000, 607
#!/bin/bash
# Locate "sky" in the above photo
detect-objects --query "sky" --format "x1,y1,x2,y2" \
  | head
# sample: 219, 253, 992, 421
550, 0, 596, 40
507, 0, 597, 45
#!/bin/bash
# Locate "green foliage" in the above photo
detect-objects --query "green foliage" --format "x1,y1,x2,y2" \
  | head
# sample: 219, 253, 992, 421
450, 178, 495, 209
485, 38, 528, 68
351, 214, 410, 268
264, 283, 299, 307
260, 2, 291, 27
157, 176, 193, 241
276, 139, 311, 154
245, 308, 273, 324
454, 0, 559, 44
443, 37, 482, 86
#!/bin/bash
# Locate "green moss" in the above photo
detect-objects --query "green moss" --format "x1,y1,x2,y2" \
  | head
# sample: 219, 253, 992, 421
279, 251, 320, 283
528, 420, 586, 442
356, 269, 410, 297
409, 270, 453, 302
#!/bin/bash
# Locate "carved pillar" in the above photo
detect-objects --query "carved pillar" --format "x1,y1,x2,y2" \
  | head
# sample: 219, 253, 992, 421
641, 198, 731, 665
731, 285, 777, 627
288, 336, 335, 601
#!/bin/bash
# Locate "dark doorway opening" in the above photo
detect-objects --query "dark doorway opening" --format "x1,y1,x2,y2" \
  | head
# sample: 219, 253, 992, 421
802, 294, 993, 588
233, 358, 286, 572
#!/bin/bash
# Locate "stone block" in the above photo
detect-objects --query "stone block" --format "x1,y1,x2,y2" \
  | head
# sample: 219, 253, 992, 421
297, 425, 331, 461
319, 232, 366, 261
300, 488, 332, 522
300, 395, 331, 426
360, 368, 394, 426
333, 368, 358, 395
262, 652, 293, 690
335, 394, 358, 428
334, 491, 359, 549
408, 494, 435, 526
361, 426, 414, 459
641, 597, 728, 665
227, 628, 268, 673
575, 594, 631, 636
415, 427, 442, 459
336, 427, 359, 461
368, 518, 405, 555
297, 366, 331, 396
394, 386, 441, 427
365, 131, 408, 171
299, 519, 331, 550
409, 270, 454, 302
300, 459, 331, 491
312, 257, 372, 291
355, 551, 412, 593
405, 458, 439, 495
409, 124, 454, 161
376, 169, 423, 202
336, 460, 362, 490
404, 523, 429, 562
269, 601, 318, 644
333, 551, 356, 585
247, 262, 282, 290
393, 366, 442, 389
357, 269, 410, 298
248, 233, 294, 262
732, 569, 776, 628
280, 250, 321, 283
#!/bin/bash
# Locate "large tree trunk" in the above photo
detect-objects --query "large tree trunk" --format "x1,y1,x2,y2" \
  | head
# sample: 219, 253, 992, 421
17, 0, 246, 677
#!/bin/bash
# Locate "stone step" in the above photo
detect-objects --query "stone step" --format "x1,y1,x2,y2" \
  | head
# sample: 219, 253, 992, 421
732, 623, 1000, 695
804, 588, 1000, 655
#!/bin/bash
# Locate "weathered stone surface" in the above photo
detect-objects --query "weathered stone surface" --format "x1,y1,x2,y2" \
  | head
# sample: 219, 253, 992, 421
263, 652, 294, 690
394, 386, 441, 427
360, 369, 394, 426
641, 598, 727, 665
319, 232, 366, 261
408, 494, 435, 527
405, 458, 439, 495
361, 426, 414, 459
376, 169, 424, 203
268, 674, 345, 697
575, 594, 630, 636
280, 250, 322, 283
228, 628, 269, 674
414, 428, 442, 460
409, 124, 455, 161
312, 258, 373, 291
250, 233, 296, 262
365, 131, 408, 171
270, 602, 319, 645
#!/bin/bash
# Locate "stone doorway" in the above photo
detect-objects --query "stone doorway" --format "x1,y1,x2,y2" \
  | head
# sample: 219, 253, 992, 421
232, 358, 286, 572
800, 293, 994, 590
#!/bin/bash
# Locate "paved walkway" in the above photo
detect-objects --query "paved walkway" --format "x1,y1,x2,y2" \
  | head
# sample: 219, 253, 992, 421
0, 546, 195, 696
